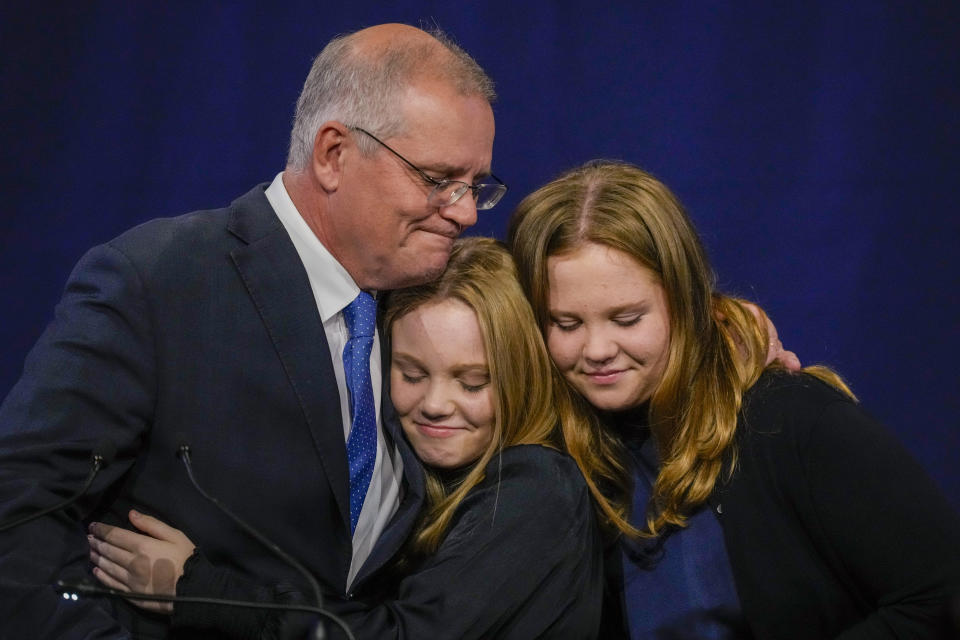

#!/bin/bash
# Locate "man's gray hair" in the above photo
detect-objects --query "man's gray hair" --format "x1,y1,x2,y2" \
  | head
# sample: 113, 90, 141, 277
286, 28, 496, 170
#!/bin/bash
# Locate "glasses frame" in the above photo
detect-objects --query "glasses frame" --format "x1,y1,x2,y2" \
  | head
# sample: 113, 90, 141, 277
349, 127, 507, 210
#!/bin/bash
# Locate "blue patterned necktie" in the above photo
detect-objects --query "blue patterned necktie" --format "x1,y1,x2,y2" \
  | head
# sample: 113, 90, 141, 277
342, 291, 378, 535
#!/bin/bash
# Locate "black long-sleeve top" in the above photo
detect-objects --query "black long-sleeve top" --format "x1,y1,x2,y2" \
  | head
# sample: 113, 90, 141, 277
604, 370, 960, 639
174, 444, 604, 639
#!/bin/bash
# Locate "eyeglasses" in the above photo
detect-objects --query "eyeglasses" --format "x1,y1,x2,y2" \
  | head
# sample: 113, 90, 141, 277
350, 127, 507, 211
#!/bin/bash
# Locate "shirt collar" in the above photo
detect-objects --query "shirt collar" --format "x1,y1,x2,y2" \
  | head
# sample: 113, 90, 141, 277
265, 172, 363, 322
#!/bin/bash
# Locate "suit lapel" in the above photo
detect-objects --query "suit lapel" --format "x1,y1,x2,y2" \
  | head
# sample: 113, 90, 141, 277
225, 186, 426, 586
227, 187, 351, 530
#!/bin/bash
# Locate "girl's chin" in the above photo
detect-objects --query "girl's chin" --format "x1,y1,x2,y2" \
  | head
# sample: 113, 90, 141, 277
577, 385, 651, 413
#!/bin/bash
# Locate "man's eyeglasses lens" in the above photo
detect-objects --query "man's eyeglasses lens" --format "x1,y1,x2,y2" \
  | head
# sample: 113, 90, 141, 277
351, 127, 507, 211
430, 182, 506, 211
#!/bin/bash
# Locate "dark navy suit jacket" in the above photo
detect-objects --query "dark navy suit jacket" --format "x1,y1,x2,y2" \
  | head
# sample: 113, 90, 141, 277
0, 184, 425, 639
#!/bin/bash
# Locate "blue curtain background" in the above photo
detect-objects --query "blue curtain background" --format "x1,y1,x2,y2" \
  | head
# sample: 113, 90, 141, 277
2, 2, 957, 507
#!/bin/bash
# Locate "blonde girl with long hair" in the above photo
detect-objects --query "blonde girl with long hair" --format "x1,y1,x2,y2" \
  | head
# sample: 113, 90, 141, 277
508, 160, 960, 639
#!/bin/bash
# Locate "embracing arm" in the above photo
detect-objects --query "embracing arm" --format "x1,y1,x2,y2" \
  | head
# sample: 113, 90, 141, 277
745, 302, 800, 370
714, 295, 801, 370
804, 400, 960, 639
89, 510, 309, 639
0, 243, 157, 638
90, 446, 605, 640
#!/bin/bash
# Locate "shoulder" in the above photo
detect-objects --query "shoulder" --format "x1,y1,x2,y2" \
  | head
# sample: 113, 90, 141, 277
743, 369, 852, 415
740, 370, 858, 440
737, 369, 904, 471
486, 444, 588, 491
469, 445, 592, 521
67, 184, 276, 291
429, 444, 599, 574
104, 183, 274, 262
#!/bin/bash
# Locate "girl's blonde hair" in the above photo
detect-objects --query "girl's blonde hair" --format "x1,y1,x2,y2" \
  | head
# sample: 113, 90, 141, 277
382, 237, 593, 553
508, 161, 853, 536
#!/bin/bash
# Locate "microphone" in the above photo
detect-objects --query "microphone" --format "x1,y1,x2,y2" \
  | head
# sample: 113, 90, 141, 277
174, 437, 330, 637
0, 438, 117, 532
54, 580, 356, 640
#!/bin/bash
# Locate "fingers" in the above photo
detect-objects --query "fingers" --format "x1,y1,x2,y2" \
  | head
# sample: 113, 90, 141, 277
91, 561, 131, 593
89, 521, 149, 553
88, 530, 136, 570
760, 308, 778, 344
765, 339, 802, 371
759, 308, 786, 368
89, 534, 158, 594
88, 524, 157, 592
738, 300, 788, 369
89, 542, 133, 590
742, 301, 762, 322
779, 349, 802, 371
89, 518, 194, 586
764, 337, 782, 367
128, 509, 188, 544
88, 519, 179, 616
91, 551, 173, 613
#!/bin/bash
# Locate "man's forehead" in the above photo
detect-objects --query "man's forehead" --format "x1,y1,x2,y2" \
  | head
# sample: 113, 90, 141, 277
396, 98, 495, 175
397, 78, 494, 128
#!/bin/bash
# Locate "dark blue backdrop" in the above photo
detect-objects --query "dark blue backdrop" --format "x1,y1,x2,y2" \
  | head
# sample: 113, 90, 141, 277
2, 2, 957, 507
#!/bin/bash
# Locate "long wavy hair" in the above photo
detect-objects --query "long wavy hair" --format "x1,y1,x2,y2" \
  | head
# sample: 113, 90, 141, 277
508, 161, 853, 537
382, 237, 592, 555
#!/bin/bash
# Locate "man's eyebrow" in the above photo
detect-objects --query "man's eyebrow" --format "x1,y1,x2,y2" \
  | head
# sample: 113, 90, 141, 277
419, 161, 491, 181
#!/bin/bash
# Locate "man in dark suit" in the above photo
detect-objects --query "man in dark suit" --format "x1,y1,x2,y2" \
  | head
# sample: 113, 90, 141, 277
0, 23, 502, 638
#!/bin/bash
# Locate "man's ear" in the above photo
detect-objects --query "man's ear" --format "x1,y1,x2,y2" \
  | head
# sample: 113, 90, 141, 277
311, 122, 349, 192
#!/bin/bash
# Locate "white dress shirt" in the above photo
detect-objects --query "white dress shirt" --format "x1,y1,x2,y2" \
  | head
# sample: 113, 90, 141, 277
265, 173, 402, 590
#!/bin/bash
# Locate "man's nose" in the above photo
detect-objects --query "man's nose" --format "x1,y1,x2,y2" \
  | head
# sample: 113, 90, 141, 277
441, 191, 478, 233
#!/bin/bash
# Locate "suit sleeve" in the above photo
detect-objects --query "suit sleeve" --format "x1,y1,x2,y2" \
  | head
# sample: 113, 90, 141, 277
801, 400, 960, 639
0, 242, 157, 638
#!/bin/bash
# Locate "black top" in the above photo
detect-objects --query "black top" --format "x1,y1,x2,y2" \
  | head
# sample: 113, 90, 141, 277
605, 370, 960, 639
174, 444, 605, 639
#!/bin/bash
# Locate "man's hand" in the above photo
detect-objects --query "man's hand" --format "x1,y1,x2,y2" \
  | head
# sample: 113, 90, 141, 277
742, 301, 801, 370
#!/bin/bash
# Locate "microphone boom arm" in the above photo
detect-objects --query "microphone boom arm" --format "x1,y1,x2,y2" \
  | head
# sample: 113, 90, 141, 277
176, 444, 325, 613
0, 454, 105, 533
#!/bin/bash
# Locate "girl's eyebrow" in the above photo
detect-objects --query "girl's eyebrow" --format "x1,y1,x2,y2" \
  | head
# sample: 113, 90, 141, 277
391, 352, 424, 367
550, 301, 650, 315
452, 365, 489, 376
